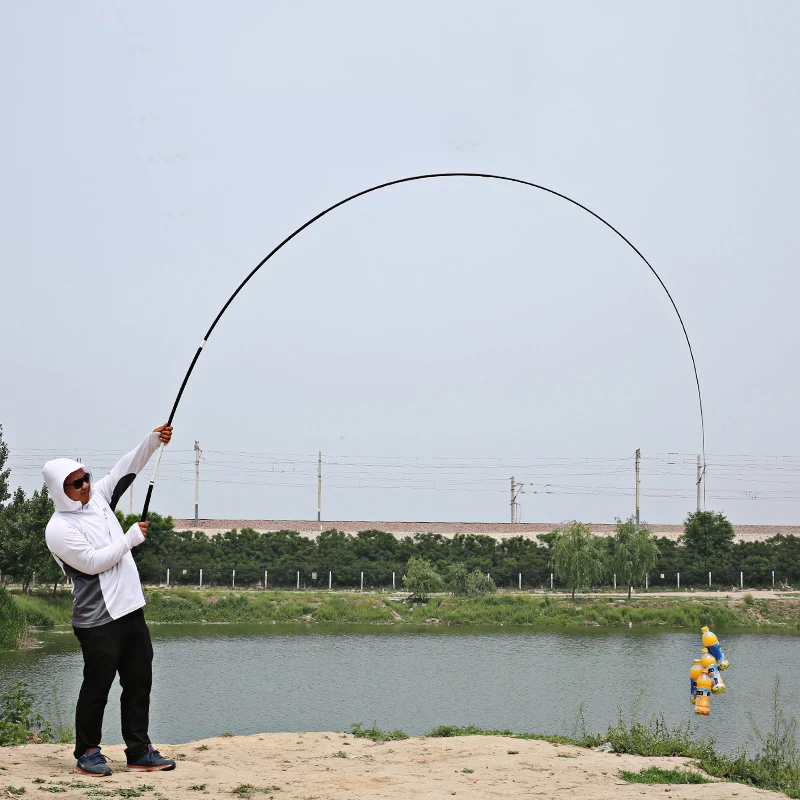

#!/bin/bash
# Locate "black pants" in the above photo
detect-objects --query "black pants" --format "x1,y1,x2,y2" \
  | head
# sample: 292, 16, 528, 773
72, 608, 153, 761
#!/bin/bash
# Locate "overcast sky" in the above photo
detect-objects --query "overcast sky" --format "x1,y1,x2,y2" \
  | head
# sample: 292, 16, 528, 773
3, 1, 800, 526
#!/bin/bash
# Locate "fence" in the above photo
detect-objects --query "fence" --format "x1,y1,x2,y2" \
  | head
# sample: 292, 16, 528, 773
140, 566, 788, 592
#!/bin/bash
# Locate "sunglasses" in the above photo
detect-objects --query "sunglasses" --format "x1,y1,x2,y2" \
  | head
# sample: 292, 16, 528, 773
65, 473, 91, 491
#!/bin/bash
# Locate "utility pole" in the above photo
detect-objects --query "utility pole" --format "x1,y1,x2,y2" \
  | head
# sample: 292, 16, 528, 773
317, 451, 322, 530
194, 440, 201, 526
635, 448, 641, 529
510, 476, 523, 523
696, 455, 702, 512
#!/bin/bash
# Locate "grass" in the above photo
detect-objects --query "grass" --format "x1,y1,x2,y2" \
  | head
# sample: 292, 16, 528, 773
620, 767, 712, 784
350, 722, 408, 742
11, 593, 72, 628
6, 587, 800, 632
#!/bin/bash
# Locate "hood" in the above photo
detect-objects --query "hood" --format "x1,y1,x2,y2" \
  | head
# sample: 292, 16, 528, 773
42, 458, 91, 512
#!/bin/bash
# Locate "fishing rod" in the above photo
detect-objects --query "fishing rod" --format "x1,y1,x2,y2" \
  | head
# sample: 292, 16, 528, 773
141, 172, 706, 521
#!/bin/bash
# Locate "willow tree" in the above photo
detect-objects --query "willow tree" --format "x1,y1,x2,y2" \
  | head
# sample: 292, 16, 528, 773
613, 516, 660, 599
552, 522, 607, 600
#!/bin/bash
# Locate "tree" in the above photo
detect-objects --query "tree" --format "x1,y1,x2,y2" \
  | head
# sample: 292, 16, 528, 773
552, 522, 606, 600
0, 424, 10, 507
0, 486, 54, 592
613, 517, 660, 599
403, 556, 443, 600
464, 569, 496, 596
444, 562, 468, 595
679, 510, 735, 582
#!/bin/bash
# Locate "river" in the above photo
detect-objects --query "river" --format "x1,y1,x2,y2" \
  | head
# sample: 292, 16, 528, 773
2, 625, 798, 755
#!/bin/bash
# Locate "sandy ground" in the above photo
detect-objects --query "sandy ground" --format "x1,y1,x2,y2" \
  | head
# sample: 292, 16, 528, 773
1, 733, 784, 800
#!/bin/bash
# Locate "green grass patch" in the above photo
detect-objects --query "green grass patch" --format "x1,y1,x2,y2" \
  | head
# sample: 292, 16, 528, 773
620, 767, 712, 784
350, 721, 408, 742
12, 592, 72, 628
0, 588, 24, 649
142, 589, 398, 625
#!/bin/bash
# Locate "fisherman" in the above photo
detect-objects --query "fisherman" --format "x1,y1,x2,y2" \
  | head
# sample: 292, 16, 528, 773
42, 425, 176, 776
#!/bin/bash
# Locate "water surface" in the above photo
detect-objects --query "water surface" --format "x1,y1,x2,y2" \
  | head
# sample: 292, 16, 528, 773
2, 624, 797, 756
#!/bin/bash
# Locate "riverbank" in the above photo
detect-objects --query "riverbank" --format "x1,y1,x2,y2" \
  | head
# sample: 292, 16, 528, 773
1, 732, 788, 800
6, 587, 800, 633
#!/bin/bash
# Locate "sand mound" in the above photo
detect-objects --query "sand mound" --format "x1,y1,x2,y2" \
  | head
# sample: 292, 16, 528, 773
1, 732, 782, 799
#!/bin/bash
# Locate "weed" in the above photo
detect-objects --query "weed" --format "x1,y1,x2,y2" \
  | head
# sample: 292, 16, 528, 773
620, 767, 712, 784
32, 781, 45, 785
37, 788, 66, 793
427, 724, 515, 738
350, 722, 408, 743
219, 731, 235, 737
187, 786, 206, 792
605, 691, 716, 759
744, 593, 755, 606
116, 790, 143, 798
461, 769, 473, 774
335, 751, 347, 758
43, 684, 74, 744
0, 681, 51, 744
195, 745, 209, 751
6, 789, 25, 796
557, 753, 577, 758
230, 786, 276, 798
85, 792, 115, 797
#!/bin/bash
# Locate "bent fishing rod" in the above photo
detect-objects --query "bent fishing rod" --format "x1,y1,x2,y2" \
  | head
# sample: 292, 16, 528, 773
141, 172, 706, 521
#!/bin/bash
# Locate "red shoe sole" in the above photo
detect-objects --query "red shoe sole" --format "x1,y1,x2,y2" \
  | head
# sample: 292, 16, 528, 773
125, 764, 176, 772
74, 767, 112, 777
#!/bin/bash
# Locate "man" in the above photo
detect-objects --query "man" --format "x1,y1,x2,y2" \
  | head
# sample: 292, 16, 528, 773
43, 425, 176, 777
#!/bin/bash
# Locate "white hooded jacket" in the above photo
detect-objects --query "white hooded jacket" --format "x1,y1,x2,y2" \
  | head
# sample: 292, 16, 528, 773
42, 432, 160, 627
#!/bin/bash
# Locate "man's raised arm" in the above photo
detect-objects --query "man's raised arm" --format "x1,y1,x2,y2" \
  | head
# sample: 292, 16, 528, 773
94, 426, 173, 511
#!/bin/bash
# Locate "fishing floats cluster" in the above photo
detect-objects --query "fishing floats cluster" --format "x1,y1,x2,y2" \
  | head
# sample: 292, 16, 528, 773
690, 625, 730, 716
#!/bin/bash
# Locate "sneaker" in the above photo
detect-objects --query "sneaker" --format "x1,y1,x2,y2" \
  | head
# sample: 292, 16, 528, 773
75, 748, 112, 777
126, 745, 176, 772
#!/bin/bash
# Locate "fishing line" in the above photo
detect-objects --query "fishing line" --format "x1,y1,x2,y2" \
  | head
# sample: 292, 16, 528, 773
141, 173, 706, 520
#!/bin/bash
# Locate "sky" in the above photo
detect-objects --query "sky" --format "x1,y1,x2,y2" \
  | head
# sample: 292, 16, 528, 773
2, 1, 800, 526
